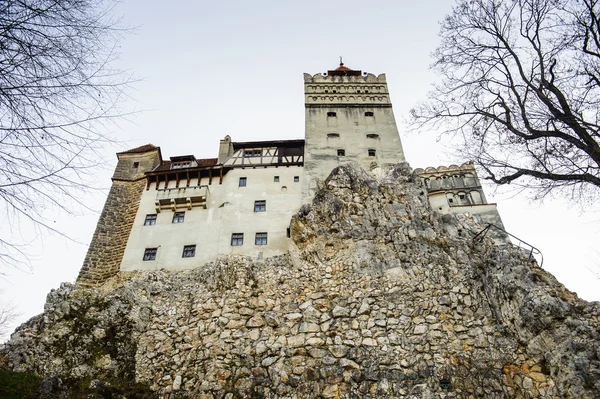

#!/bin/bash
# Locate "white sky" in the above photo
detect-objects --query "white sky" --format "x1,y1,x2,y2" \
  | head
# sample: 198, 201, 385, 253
1, 0, 598, 340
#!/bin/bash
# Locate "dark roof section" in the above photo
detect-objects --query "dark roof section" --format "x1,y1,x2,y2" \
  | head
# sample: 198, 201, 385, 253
118, 144, 159, 154
152, 158, 218, 172
170, 155, 196, 162
327, 62, 362, 77
232, 139, 305, 151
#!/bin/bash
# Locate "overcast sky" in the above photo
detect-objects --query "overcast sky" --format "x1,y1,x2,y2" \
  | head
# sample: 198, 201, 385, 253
1, 0, 598, 340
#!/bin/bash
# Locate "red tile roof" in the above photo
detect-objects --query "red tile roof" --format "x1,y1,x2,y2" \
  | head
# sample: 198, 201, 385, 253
118, 144, 159, 154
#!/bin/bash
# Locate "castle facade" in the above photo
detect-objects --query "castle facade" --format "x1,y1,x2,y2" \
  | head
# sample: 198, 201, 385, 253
77, 63, 503, 285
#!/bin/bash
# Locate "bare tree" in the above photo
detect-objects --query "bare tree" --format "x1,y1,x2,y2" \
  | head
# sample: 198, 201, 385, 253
0, 0, 131, 267
412, 0, 600, 204
0, 292, 21, 341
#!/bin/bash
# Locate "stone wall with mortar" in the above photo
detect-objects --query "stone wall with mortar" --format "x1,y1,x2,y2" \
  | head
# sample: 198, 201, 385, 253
3, 163, 599, 398
77, 148, 160, 286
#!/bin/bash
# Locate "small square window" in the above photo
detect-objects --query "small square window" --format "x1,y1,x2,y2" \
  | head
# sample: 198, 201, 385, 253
255, 232, 268, 245
368, 149, 376, 157
231, 233, 244, 246
182, 245, 196, 258
172, 212, 185, 223
254, 200, 266, 212
144, 214, 157, 226
294, 176, 299, 182
239, 177, 247, 187
143, 248, 157, 261
132, 162, 139, 170
274, 176, 280, 182
337, 149, 345, 156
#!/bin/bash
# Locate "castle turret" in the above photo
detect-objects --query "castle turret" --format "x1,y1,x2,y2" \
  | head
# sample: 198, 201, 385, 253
302, 62, 405, 199
77, 144, 162, 286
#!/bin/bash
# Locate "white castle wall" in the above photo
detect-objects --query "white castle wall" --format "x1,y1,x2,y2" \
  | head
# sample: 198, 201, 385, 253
120, 166, 303, 271
303, 72, 405, 199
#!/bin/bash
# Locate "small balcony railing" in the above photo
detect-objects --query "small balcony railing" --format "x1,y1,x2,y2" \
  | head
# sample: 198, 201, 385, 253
155, 185, 208, 212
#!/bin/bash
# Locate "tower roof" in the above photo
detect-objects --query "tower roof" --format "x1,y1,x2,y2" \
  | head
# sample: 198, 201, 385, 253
327, 62, 362, 77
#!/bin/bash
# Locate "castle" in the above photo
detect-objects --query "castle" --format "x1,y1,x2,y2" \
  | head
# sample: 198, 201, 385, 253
77, 63, 504, 285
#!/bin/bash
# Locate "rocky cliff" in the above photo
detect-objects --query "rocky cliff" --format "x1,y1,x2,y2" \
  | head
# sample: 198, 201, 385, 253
1, 163, 599, 398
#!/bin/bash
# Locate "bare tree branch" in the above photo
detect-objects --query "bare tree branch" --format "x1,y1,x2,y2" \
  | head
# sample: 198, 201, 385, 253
411, 0, 600, 205
0, 0, 133, 268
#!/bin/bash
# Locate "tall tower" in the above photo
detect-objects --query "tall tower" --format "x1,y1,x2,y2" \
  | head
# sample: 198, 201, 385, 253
303, 62, 405, 199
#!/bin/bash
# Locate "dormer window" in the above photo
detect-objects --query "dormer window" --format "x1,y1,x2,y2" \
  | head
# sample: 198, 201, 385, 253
327, 112, 337, 117
171, 161, 191, 169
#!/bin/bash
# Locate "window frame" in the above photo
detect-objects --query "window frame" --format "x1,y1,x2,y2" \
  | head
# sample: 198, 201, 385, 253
293, 176, 299, 182
274, 176, 280, 182
171, 161, 192, 169
368, 149, 376, 157
143, 248, 158, 261
144, 214, 157, 226
337, 149, 345, 156
239, 177, 247, 187
255, 232, 268, 246
254, 200, 266, 212
231, 233, 244, 246
172, 212, 185, 223
182, 245, 196, 258
243, 149, 262, 158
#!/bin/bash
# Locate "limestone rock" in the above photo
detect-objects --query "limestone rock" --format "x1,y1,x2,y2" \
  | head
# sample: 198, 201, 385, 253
2, 162, 599, 398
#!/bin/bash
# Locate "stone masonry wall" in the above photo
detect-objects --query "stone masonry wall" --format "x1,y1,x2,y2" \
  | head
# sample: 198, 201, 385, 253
77, 179, 147, 286
3, 163, 599, 398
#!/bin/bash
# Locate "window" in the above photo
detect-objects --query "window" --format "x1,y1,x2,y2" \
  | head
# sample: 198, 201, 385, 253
366, 134, 379, 139
143, 248, 157, 261
144, 214, 157, 226
294, 176, 299, 182
255, 232, 268, 245
327, 112, 337, 117
132, 162, 139, 170
368, 149, 376, 157
239, 177, 247, 187
327, 133, 340, 138
337, 149, 345, 156
244, 149, 262, 158
182, 245, 196, 258
274, 176, 280, 182
172, 212, 185, 223
254, 200, 266, 212
287, 228, 291, 238
231, 233, 244, 246
365, 112, 374, 117
171, 161, 191, 169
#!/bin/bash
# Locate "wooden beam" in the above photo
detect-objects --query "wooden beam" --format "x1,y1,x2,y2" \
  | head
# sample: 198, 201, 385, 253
219, 167, 223, 184
209, 168, 212, 185
155, 175, 159, 190
176, 173, 180, 188
186, 171, 190, 187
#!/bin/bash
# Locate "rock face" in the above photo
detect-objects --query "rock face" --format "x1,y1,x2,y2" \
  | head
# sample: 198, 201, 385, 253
2, 163, 599, 398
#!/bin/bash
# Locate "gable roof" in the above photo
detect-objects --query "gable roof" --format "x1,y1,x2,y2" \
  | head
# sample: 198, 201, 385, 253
118, 144, 159, 154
